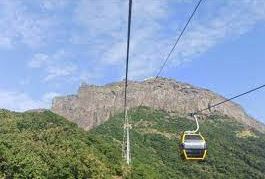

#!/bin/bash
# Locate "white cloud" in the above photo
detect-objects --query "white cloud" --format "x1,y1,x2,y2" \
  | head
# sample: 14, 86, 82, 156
0, 35, 12, 49
44, 65, 77, 82
73, 0, 171, 80
0, 90, 59, 112
73, 0, 265, 80
41, 0, 69, 10
19, 78, 31, 86
0, 0, 57, 49
28, 50, 77, 82
75, 0, 127, 37
169, 0, 265, 65
28, 53, 49, 68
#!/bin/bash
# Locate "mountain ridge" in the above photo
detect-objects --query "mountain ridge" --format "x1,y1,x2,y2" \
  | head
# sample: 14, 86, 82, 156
51, 77, 265, 133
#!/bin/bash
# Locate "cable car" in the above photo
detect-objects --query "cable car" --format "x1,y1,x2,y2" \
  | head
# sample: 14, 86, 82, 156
180, 132, 207, 160
179, 114, 207, 160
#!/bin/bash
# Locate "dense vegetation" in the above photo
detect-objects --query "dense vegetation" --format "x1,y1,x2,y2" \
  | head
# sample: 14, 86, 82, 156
0, 109, 120, 178
0, 107, 264, 178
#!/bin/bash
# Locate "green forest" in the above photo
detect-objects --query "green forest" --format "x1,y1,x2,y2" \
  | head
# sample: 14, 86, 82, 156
0, 107, 264, 178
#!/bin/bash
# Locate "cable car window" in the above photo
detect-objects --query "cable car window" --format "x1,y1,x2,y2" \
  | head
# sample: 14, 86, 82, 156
184, 135, 203, 141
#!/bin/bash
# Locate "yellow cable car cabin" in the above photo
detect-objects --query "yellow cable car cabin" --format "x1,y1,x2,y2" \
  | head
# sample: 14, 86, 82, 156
180, 132, 207, 160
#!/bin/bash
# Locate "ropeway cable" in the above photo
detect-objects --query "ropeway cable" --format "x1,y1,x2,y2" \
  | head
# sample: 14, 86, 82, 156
194, 84, 265, 115
137, 0, 203, 110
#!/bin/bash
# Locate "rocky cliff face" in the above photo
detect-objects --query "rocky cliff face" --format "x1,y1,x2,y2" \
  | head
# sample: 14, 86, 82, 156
51, 77, 265, 132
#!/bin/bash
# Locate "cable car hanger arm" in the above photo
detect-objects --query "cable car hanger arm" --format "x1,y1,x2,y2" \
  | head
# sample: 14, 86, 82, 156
184, 113, 199, 134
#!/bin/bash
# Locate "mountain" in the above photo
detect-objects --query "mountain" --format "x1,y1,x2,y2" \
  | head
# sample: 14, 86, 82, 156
52, 77, 265, 133
0, 108, 264, 178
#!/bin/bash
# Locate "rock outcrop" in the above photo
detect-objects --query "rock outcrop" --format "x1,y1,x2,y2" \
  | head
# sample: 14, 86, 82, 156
51, 77, 265, 132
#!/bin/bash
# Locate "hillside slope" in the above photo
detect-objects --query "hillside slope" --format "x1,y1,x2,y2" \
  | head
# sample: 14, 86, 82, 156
92, 107, 265, 178
52, 78, 265, 133
0, 109, 121, 178
0, 108, 264, 178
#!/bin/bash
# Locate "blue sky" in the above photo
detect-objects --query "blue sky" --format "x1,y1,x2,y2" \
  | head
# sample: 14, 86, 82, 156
0, 0, 265, 123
